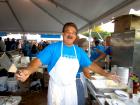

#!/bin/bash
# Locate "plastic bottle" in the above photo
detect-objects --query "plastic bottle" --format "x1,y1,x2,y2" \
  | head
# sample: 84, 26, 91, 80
127, 78, 133, 94
111, 65, 118, 73
129, 67, 133, 74
104, 55, 110, 71
127, 67, 134, 94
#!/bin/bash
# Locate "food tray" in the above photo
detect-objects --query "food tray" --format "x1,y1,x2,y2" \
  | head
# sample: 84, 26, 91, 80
89, 80, 127, 93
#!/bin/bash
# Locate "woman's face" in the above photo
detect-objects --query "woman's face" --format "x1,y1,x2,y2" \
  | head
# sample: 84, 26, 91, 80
62, 26, 77, 46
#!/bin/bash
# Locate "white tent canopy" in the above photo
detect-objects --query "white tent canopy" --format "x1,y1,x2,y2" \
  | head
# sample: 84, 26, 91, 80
0, 0, 140, 33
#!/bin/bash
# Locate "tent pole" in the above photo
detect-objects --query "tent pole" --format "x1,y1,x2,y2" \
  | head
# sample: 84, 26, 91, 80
96, 32, 104, 41
88, 27, 92, 57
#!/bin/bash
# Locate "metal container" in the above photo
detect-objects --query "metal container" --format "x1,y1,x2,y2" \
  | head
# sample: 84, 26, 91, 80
111, 29, 140, 78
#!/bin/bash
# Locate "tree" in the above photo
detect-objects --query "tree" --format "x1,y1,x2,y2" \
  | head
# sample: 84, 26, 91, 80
81, 25, 111, 39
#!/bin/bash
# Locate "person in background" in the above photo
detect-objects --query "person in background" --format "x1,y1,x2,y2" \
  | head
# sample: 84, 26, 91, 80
0, 37, 6, 52
5, 38, 11, 51
90, 40, 106, 68
10, 38, 17, 50
77, 38, 88, 52
17, 40, 22, 54
104, 36, 112, 70
77, 38, 95, 79
16, 22, 119, 105
22, 41, 31, 56
76, 38, 95, 105
30, 44, 39, 56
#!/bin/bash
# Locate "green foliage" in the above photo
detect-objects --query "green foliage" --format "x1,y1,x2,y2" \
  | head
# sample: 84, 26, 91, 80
92, 26, 102, 32
81, 24, 112, 39
81, 31, 111, 39
130, 73, 139, 83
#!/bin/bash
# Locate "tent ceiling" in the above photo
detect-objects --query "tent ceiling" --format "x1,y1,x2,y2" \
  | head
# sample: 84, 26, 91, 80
0, 0, 140, 33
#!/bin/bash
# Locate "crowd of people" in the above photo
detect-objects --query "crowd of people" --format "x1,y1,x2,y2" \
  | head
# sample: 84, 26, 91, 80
0, 37, 51, 58
0, 34, 112, 66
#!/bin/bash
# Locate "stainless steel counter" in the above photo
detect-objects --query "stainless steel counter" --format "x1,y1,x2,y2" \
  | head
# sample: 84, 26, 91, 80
86, 78, 139, 105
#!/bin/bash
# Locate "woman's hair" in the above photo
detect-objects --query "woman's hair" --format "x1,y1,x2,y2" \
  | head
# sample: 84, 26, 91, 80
77, 38, 88, 48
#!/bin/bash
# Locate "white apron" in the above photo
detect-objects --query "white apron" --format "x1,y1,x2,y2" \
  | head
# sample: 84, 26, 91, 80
48, 42, 80, 105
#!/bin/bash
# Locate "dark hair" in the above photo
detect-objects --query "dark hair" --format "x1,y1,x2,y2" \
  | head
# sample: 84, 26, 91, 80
95, 40, 100, 46
62, 22, 78, 34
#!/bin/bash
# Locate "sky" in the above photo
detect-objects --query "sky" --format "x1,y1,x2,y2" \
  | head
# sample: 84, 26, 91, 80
100, 21, 114, 32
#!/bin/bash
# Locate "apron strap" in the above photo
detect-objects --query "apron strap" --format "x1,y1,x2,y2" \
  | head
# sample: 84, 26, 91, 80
73, 45, 77, 59
61, 42, 63, 57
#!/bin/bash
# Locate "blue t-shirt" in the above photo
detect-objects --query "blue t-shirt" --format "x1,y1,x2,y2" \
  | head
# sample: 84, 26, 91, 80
105, 46, 112, 55
105, 46, 112, 61
90, 45, 105, 61
37, 41, 92, 72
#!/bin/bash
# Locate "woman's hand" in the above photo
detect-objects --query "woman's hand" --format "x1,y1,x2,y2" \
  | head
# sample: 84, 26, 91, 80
15, 69, 31, 82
